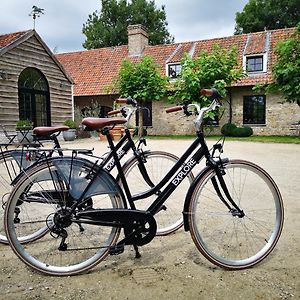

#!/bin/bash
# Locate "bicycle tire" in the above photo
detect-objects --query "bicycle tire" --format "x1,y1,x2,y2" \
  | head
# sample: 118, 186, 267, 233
0, 150, 34, 244
4, 157, 124, 276
188, 159, 284, 269
122, 151, 194, 235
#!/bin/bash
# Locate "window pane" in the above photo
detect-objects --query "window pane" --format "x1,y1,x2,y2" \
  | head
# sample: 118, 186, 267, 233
18, 68, 48, 91
18, 68, 50, 127
19, 92, 33, 121
168, 64, 181, 78
243, 95, 266, 124
136, 101, 152, 127
35, 94, 48, 126
246, 56, 263, 72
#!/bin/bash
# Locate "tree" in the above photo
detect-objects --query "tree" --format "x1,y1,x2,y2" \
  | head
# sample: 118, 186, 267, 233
268, 23, 300, 106
116, 56, 167, 135
82, 0, 174, 49
235, 0, 300, 34
169, 45, 244, 121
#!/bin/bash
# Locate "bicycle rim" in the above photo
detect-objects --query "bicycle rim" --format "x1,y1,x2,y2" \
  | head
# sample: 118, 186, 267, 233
0, 151, 33, 244
5, 158, 123, 275
123, 151, 193, 235
189, 160, 284, 269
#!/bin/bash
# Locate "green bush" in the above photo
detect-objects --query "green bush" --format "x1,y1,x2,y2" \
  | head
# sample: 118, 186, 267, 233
221, 123, 237, 136
16, 119, 33, 129
221, 123, 253, 137
232, 126, 253, 137
63, 119, 77, 129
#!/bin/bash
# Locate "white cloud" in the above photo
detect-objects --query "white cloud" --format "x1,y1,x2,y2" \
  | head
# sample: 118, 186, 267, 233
0, 0, 248, 52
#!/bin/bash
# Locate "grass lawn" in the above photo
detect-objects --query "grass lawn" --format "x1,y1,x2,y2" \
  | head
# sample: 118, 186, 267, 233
147, 135, 300, 144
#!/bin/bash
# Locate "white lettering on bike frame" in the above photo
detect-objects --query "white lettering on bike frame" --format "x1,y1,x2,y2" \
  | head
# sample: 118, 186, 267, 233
104, 149, 126, 172
172, 158, 196, 186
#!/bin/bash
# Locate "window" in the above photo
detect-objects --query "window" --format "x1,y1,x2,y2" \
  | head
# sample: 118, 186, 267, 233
243, 95, 266, 125
246, 56, 263, 72
18, 68, 50, 127
168, 63, 181, 78
136, 101, 152, 127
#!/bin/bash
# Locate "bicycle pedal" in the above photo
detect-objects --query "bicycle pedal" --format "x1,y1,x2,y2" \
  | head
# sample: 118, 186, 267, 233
109, 244, 125, 256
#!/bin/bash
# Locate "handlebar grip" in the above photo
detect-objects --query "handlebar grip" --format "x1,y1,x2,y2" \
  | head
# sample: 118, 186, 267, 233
115, 97, 136, 106
115, 98, 128, 104
107, 109, 121, 116
166, 106, 183, 113
201, 89, 214, 97
201, 88, 222, 99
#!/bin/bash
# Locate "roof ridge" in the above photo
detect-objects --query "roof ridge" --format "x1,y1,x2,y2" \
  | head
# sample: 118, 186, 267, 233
0, 29, 32, 38
56, 44, 129, 56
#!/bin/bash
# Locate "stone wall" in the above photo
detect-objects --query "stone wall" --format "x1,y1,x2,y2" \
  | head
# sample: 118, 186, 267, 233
146, 88, 299, 136
147, 99, 230, 136
230, 87, 300, 136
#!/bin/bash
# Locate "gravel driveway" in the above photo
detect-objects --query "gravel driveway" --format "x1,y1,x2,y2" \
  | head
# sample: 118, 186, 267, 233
0, 138, 299, 300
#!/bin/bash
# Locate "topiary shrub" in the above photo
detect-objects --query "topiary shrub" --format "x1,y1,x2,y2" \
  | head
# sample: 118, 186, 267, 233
232, 126, 253, 137
221, 123, 237, 136
221, 123, 253, 137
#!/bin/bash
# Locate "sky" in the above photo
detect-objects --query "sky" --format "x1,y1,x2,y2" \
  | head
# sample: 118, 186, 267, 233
0, 0, 249, 53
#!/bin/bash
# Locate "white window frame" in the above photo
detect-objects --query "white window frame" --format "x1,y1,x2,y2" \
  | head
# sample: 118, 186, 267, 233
243, 53, 267, 74
166, 63, 182, 79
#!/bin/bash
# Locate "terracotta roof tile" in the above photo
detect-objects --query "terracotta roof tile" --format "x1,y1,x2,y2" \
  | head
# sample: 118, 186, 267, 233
0, 30, 31, 50
244, 32, 267, 55
55, 27, 295, 96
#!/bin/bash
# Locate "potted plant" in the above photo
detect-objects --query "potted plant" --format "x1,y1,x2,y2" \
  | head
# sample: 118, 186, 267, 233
63, 119, 77, 141
16, 120, 34, 144
74, 101, 102, 139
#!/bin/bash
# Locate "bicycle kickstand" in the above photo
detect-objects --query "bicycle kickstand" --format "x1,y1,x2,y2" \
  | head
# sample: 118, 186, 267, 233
133, 244, 141, 259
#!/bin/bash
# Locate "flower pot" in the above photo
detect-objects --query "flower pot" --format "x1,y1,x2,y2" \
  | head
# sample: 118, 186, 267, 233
63, 129, 76, 141
111, 125, 123, 141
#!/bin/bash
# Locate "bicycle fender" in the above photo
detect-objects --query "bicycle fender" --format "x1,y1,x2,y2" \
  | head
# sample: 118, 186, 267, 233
183, 158, 229, 231
50, 157, 127, 207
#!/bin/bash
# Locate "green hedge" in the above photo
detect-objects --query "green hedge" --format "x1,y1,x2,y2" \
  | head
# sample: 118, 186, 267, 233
221, 123, 253, 137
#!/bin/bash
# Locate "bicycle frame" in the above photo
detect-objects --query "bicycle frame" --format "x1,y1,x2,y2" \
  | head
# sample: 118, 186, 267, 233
73, 129, 241, 220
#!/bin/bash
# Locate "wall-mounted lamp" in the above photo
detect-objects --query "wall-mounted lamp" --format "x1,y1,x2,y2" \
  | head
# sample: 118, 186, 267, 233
0, 70, 7, 80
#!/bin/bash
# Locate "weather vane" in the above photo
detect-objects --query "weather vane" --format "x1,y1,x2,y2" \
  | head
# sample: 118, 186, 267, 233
29, 6, 44, 30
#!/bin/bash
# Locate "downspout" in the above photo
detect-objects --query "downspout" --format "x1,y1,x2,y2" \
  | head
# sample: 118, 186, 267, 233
228, 88, 232, 123
71, 84, 75, 121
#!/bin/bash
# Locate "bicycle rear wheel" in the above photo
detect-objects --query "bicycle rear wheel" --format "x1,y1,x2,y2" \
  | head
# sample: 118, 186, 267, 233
188, 159, 283, 269
4, 157, 123, 276
123, 151, 194, 235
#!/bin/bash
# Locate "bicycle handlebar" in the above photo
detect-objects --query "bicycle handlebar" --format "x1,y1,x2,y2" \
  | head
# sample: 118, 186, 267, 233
166, 88, 222, 131
200, 88, 222, 99
115, 97, 137, 106
166, 106, 183, 113
107, 109, 121, 116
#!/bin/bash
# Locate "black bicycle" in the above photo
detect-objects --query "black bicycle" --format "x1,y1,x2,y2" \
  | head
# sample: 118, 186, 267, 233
4, 88, 284, 275
0, 125, 69, 243
2, 99, 192, 245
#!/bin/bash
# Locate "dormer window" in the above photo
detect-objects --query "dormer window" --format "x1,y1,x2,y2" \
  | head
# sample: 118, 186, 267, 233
243, 53, 267, 74
246, 56, 263, 72
167, 63, 181, 79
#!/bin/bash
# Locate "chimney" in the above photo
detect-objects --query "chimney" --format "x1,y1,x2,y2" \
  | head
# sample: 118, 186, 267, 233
127, 24, 148, 57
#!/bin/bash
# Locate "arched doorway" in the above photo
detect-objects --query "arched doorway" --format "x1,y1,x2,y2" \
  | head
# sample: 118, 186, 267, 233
18, 67, 51, 127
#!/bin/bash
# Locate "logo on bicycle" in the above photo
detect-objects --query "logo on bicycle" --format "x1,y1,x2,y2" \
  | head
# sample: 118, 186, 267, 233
172, 158, 196, 186
104, 149, 126, 171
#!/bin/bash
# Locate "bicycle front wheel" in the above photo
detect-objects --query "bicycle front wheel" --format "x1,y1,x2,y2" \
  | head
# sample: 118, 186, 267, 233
123, 151, 194, 236
4, 158, 123, 276
188, 159, 283, 269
